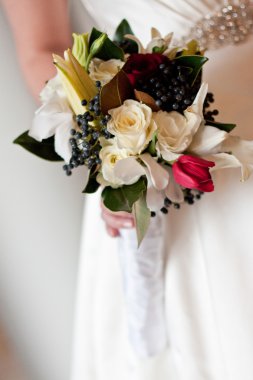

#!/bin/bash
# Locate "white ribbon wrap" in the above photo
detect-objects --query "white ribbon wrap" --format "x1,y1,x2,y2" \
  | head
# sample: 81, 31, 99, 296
118, 213, 168, 358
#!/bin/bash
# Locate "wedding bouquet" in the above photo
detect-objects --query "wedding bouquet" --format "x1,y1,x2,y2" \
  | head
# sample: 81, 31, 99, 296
14, 19, 253, 245
14, 20, 253, 357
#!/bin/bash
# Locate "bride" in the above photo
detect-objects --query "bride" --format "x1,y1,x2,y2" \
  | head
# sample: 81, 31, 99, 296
71, 1, 253, 380
2, 0, 253, 379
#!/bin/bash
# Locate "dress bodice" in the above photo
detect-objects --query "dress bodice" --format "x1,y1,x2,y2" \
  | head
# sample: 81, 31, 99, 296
80, 0, 253, 45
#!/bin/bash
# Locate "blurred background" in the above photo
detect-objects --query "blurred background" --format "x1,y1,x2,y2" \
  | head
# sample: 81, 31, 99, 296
0, 1, 95, 379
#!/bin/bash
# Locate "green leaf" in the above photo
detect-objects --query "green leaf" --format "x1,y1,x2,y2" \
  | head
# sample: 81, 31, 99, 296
13, 131, 63, 161
100, 69, 134, 114
206, 120, 236, 133
147, 131, 157, 156
89, 28, 124, 61
152, 46, 166, 54
133, 191, 151, 247
113, 19, 138, 54
101, 176, 147, 212
82, 175, 100, 193
114, 19, 135, 42
175, 55, 208, 85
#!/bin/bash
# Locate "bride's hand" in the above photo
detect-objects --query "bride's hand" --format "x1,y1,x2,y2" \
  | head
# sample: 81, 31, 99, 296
101, 203, 135, 237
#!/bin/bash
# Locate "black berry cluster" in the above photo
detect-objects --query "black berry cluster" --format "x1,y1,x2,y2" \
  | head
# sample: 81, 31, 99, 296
136, 60, 202, 113
63, 81, 113, 176
150, 189, 204, 217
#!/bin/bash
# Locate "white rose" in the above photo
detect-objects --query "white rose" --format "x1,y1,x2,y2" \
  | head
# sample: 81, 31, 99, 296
154, 110, 201, 161
97, 141, 142, 188
89, 58, 124, 85
107, 100, 157, 155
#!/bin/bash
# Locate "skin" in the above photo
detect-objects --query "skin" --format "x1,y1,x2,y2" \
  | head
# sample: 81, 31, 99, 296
1, 0, 133, 236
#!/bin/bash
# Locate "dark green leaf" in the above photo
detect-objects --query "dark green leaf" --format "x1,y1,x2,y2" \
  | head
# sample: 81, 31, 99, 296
101, 176, 147, 212
100, 69, 134, 114
133, 191, 151, 247
205, 120, 236, 133
13, 131, 63, 161
113, 19, 138, 54
82, 175, 100, 193
113, 19, 135, 42
89, 27, 124, 60
175, 55, 208, 85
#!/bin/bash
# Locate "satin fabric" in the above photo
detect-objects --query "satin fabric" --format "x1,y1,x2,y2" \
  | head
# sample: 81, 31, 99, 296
71, 1, 253, 379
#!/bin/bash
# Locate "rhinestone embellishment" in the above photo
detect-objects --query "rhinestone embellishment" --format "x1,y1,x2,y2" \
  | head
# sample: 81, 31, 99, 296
186, 1, 253, 49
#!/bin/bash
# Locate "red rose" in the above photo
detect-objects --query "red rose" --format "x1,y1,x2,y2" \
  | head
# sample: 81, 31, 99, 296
172, 155, 215, 192
123, 53, 169, 86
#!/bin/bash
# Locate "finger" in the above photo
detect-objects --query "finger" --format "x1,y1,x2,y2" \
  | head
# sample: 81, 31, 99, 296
106, 225, 120, 238
102, 208, 134, 220
101, 212, 134, 230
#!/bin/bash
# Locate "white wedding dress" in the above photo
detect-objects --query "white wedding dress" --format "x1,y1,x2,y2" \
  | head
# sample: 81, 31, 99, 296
71, 1, 253, 379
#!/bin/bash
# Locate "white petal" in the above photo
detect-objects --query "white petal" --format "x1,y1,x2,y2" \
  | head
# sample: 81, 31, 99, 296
29, 95, 73, 141
189, 125, 227, 156
185, 82, 208, 117
165, 167, 184, 203
146, 186, 164, 211
221, 136, 253, 181
151, 27, 161, 39
209, 151, 253, 181
140, 153, 169, 190
210, 152, 241, 172
54, 119, 74, 162
114, 157, 146, 184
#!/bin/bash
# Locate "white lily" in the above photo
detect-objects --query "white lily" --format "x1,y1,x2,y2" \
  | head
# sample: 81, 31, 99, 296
29, 94, 74, 162
53, 49, 97, 115
114, 153, 169, 190
210, 136, 253, 181
125, 28, 173, 54
188, 124, 228, 156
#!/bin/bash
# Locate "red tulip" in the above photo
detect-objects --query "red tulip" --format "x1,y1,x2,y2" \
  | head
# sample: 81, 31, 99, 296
172, 155, 215, 192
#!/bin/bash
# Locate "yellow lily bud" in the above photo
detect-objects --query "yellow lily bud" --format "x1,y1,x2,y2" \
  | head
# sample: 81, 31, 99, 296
72, 33, 89, 67
53, 49, 97, 115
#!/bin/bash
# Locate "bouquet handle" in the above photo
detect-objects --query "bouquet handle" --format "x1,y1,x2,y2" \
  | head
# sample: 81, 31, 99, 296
118, 214, 168, 358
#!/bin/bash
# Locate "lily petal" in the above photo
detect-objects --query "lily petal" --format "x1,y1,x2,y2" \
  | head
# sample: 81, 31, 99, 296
140, 153, 169, 190
165, 167, 184, 203
189, 125, 227, 156
185, 82, 208, 118
54, 119, 74, 162
114, 156, 146, 184
220, 136, 253, 181
29, 95, 73, 142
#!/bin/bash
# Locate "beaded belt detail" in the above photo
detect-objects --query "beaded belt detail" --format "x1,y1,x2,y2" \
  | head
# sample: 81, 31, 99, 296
185, 1, 253, 49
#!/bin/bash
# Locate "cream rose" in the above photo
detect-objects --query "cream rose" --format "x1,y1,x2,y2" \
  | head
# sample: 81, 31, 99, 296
154, 110, 202, 162
107, 100, 156, 155
89, 58, 124, 85
97, 141, 142, 188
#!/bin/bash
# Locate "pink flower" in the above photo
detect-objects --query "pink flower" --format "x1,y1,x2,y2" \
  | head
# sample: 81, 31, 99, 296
172, 155, 215, 192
